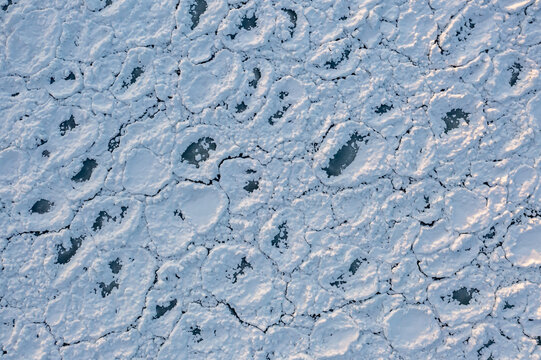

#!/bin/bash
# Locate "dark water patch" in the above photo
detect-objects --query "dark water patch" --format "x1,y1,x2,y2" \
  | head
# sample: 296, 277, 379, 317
477, 339, 495, 357
243, 180, 259, 193
56, 236, 84, 265
120, 206, 128, 219
190, 326, 203, 342
30, 199, 53, 214
452, 287, 478, 305
98, 280, 119, 297
174, 209, 185, 220
455, 18, 475, 42
50, 77, 55, 84
122, 67, 144, 88
230, 256, 252, 284
249, 68, 261, 88
442, 108, 470, 133
271, 222, 288, 249
324, 49, 350, 70
42, 150, 50, 157
154, 299, 177, 319
322, 132, 365, 177
189, 0, 207, 30
2, 0, 12, 11
64, 72, 76, 81
108, 131, 121, 152
503, 301, 514, 309
330, 274, 347, 288
483, 226, 496, 239
92, 211, 115, 231
375, 104, 393, 114
109, 258, 122, 274
59, 115, 77, 136
282, 8, 297, 37
236, 102, 247, 113
348, 258, 364, 275
71, 158, 98, 183
508, 62, 522, 87
268, 92, 291, 125
239, 14, 257, 31
423, 195, 431, 209
181, 137, 216, 168
268, 105, 291, 125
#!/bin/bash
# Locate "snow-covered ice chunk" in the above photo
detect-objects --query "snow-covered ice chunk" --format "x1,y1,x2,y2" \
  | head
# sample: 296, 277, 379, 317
431, 4, 501, 66
248, 76, 312, 157
30, 104, 99, 165
257, 326, 309, 359
84, 53, 124, 91
172, 124, 238, 182
97, 0, 176, 46
318, 244, 379, 301
310, 310, 359, 358
1, 321, 59, 360
417, 233, 481, 277
383, 305, 441, 352
57, 19, 114, 61
59, 329, 140, 360
218, 2, 276, 51
486, 50, 540, 102
428, 267, 495, 327
331, 184, 385, 228
508, 165, 538, 203
138, 248, 207, 337
307, 38, 361, 80
28, 59, 83, 99
122, 147, 170, 195
493, 282, 532, 320
5, 9, 60, 76
111, 47, 155, 102
172, 182, 227, 233
0, 147, 27, 184
201, 244, 285, 329
11, 184, 73, 235
157, 303, 260, 359
395, 2, 437, 62
445, 188, 490, 233
219, 157, 271, 215
174, 0, 228, 39
428, 87, 485, 149
292, 192, 334, 231
393, 126, 437, 178
46, 248, 156, 343
179, 50, 242, 113
258, 207, 310, 273
273, 3, 310, 57
504, 218, 541, 267
69, 196, 144, 248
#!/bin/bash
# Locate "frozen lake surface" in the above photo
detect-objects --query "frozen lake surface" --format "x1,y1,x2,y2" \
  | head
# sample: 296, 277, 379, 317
0, 0, 540, 358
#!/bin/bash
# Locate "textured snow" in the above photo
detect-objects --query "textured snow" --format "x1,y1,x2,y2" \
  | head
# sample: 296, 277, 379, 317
0, 0, 540, 359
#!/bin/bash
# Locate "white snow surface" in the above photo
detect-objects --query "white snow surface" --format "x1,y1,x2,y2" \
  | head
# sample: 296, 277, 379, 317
0, 0, 540, 359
